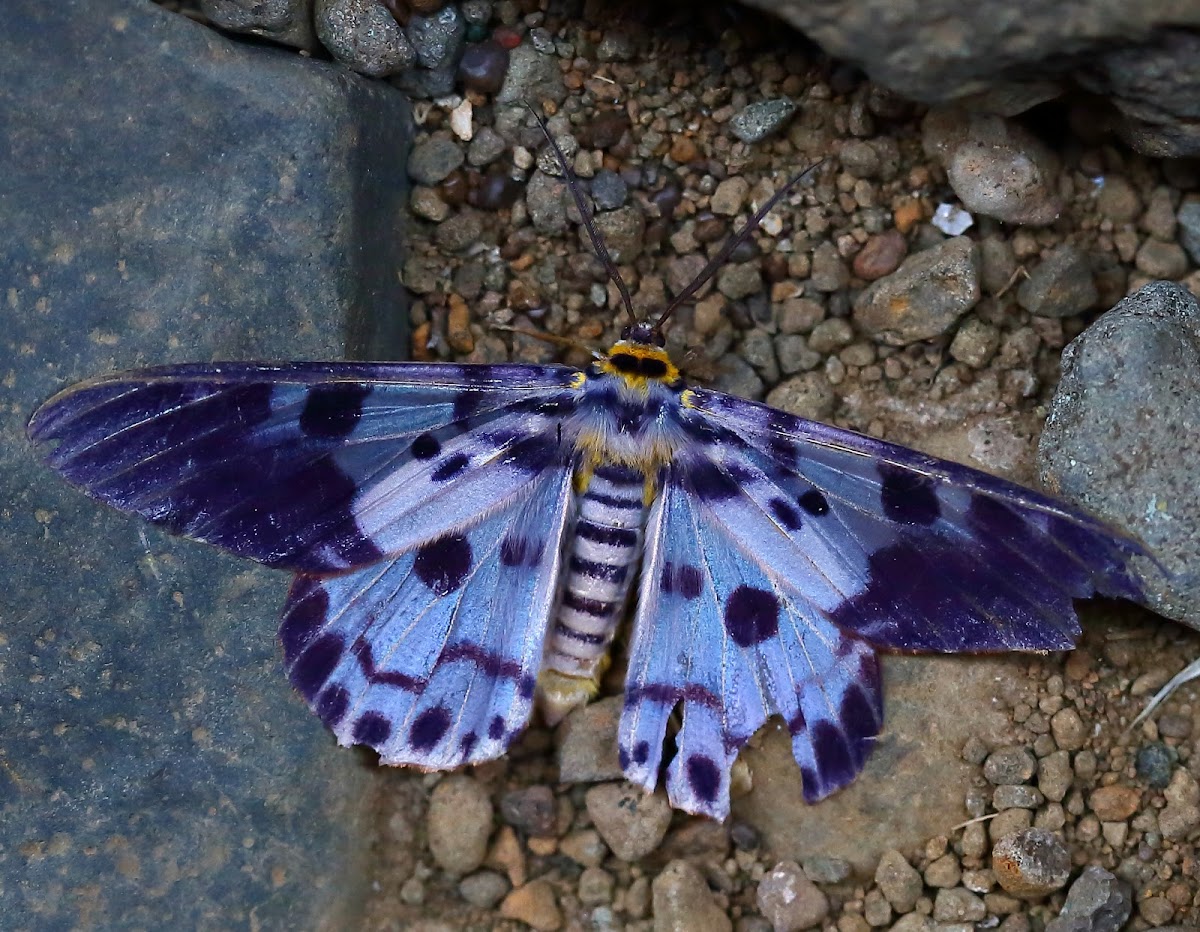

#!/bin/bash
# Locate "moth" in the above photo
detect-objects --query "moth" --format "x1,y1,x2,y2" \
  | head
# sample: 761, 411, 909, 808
28, 125, 1148, 821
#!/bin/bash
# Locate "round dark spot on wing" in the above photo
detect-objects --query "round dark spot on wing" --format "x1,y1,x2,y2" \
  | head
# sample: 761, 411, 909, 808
299, 383, 369, 438
487, 715, 506, 741
414, 533, 472, 595
353, 711, 392, 747
411, 432, 441, 460
431, 452, 470, 482
316, 685, 350, 727
769, 497, 804, 532
686, 755, 721, 804
289, 632, 344, 701
724, 585, 780, 648
633, 740, 650, 765
798, 489, 829, 516
410, 705, 452, 752
879, 463, 940, 525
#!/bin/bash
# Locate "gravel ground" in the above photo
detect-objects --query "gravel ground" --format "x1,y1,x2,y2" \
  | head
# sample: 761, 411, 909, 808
171, 3, 1200, 928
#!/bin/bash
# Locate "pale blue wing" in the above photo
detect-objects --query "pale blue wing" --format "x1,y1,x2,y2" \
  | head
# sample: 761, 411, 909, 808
280, 461, 574, 767
676, 388, 1147, 653
620, 471, 882, 820
29, 361, 580, 573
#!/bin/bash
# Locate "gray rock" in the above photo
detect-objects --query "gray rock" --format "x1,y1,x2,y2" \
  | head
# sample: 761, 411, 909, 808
590, 169, 628, 210
1159, 768, 1200, 839
741, 328, 780, 383
408, 133, 466, 185
1038, 281, 1200, 627
810, 240, 849, 292
766, 372, 835, 421
738, 1, 1200, 156
775, 334, 821, 374
467, 125, 508, 167
1135, 239, 1189, 279
525, 170, 570, 234
875, 849, 923, 911
458, 870, 511, 909
1016, 244, 1099, 317
315, 0, 415, 77
497, 43, 566, 106
1037, 750, 1073, 802
949, 317, 1001, 368
717, 262, 764, 301
201, 0, 317, 50
406, 4, 465, 70
853, 236, 980, 345
1179, 199, 1200, 265
933, 889, 986, 922
729, 99, 797, 144
925, 109, 1062, 226
1044, 866, 1131, 932
756, 861, 829, 931
1134, 742, 1175, 789
499, 785, 557, 836
585, 783, 672, 862
4, 0, 410, 925
587, 204, 645, 265
988, 743, 1036, 782
807, 318, 855, 355
712, 176, 751, 216
433, 207, 485, 252
993, 785, 1046, 809
712, 352, 766, 400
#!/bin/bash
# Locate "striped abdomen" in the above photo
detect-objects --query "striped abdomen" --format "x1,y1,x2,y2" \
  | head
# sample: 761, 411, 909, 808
539, 462, 649, 723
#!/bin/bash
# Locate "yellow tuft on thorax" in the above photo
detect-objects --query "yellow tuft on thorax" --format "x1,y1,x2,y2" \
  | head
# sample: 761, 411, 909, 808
595, 341, 680, 392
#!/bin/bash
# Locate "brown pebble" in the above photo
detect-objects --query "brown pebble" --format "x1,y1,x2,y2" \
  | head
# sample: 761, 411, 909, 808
1088, 785, 1140, 822
892, 196, 925, 232
500, 878, 563, 932
411, 321, 433, 360
853, 229, 907, 280
446, 294, 474, 353
669, 135, 701, 164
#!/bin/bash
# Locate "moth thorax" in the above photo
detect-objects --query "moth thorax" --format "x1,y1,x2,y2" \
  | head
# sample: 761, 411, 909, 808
538, 461, 651, 724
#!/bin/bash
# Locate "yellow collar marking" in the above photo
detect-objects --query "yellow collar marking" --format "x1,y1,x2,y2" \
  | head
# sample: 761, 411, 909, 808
595, 341, 681, 392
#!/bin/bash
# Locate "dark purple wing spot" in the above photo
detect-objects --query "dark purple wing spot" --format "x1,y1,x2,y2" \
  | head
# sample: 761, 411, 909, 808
353, 711, 392, 747
290, 633, 344, 701
686, 460, 741, 501
410, 705, 452, 751
316, 685, 350, 727
840, 684, 881, 753
279, 578, 328, 663
431, 452, 470, 482
810, 719, 856, 797
618, 746, 630, 769
661, 561, 704, 599
797, 489, 829, 516
724, 585, 780, 648
411, 432, 441, 460
504, 434, 559, 473
487, 715, 506, 741
500, 536, 526, 566
769, 497, 804, 532
633, 740, 650, 765
518, 675, 536, 700
879, 463, 940, 525
686, 755, 721, 804
414, 534, 472, 595
299, 383, 370, 438
460, 732, 477, 757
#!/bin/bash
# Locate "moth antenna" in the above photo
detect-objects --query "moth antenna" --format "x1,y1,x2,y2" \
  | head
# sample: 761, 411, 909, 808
652, 160, 825, 331
527, 104, 637, 325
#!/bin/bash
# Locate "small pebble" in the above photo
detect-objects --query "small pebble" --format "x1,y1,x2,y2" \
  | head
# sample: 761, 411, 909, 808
458, 870, 510, 909
458, 40, 509, 94
653, 860, 733, 932
1043, 865, 1131, 932
992, 827, 1071, 898
875, 849, 923, 912
933, 888, 986, 922
924, 853, 962, 888
1049, 708, 1087, 751
427, 775, 494, 875
852, 229, 907, 280
1159, 767, 1200, 839
1135, 239, 1189, 279
1015, 244, 1097, 318
756, 861, 829, 932
500, 878, 563, 932
729, 99, 797, 143
711, 176, 751, 216
983, 746, 1037, 785
1135, 742, 1175, 789
499, 785, 557, 836
1089, 785, 1140, 822
408, 134, 466, 186
584, 782, 672, 862
766, 371, 835, 421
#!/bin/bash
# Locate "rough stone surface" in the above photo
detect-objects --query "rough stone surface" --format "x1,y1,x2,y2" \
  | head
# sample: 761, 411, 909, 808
1044, 866, 1132, 932
652, 860, 733, 932
428, 776, 495, 875
756, 861, 830, 931
992, 828, 1072, 897
875, 849, 924, 912
1016, 245, 1099, 318
202, 0, 317, 50
1038, 281, 1200, 628
584, 783, 673, 862
853, 236, 981, 344
3, 1, 412, 926
740, 1, 1200, 156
